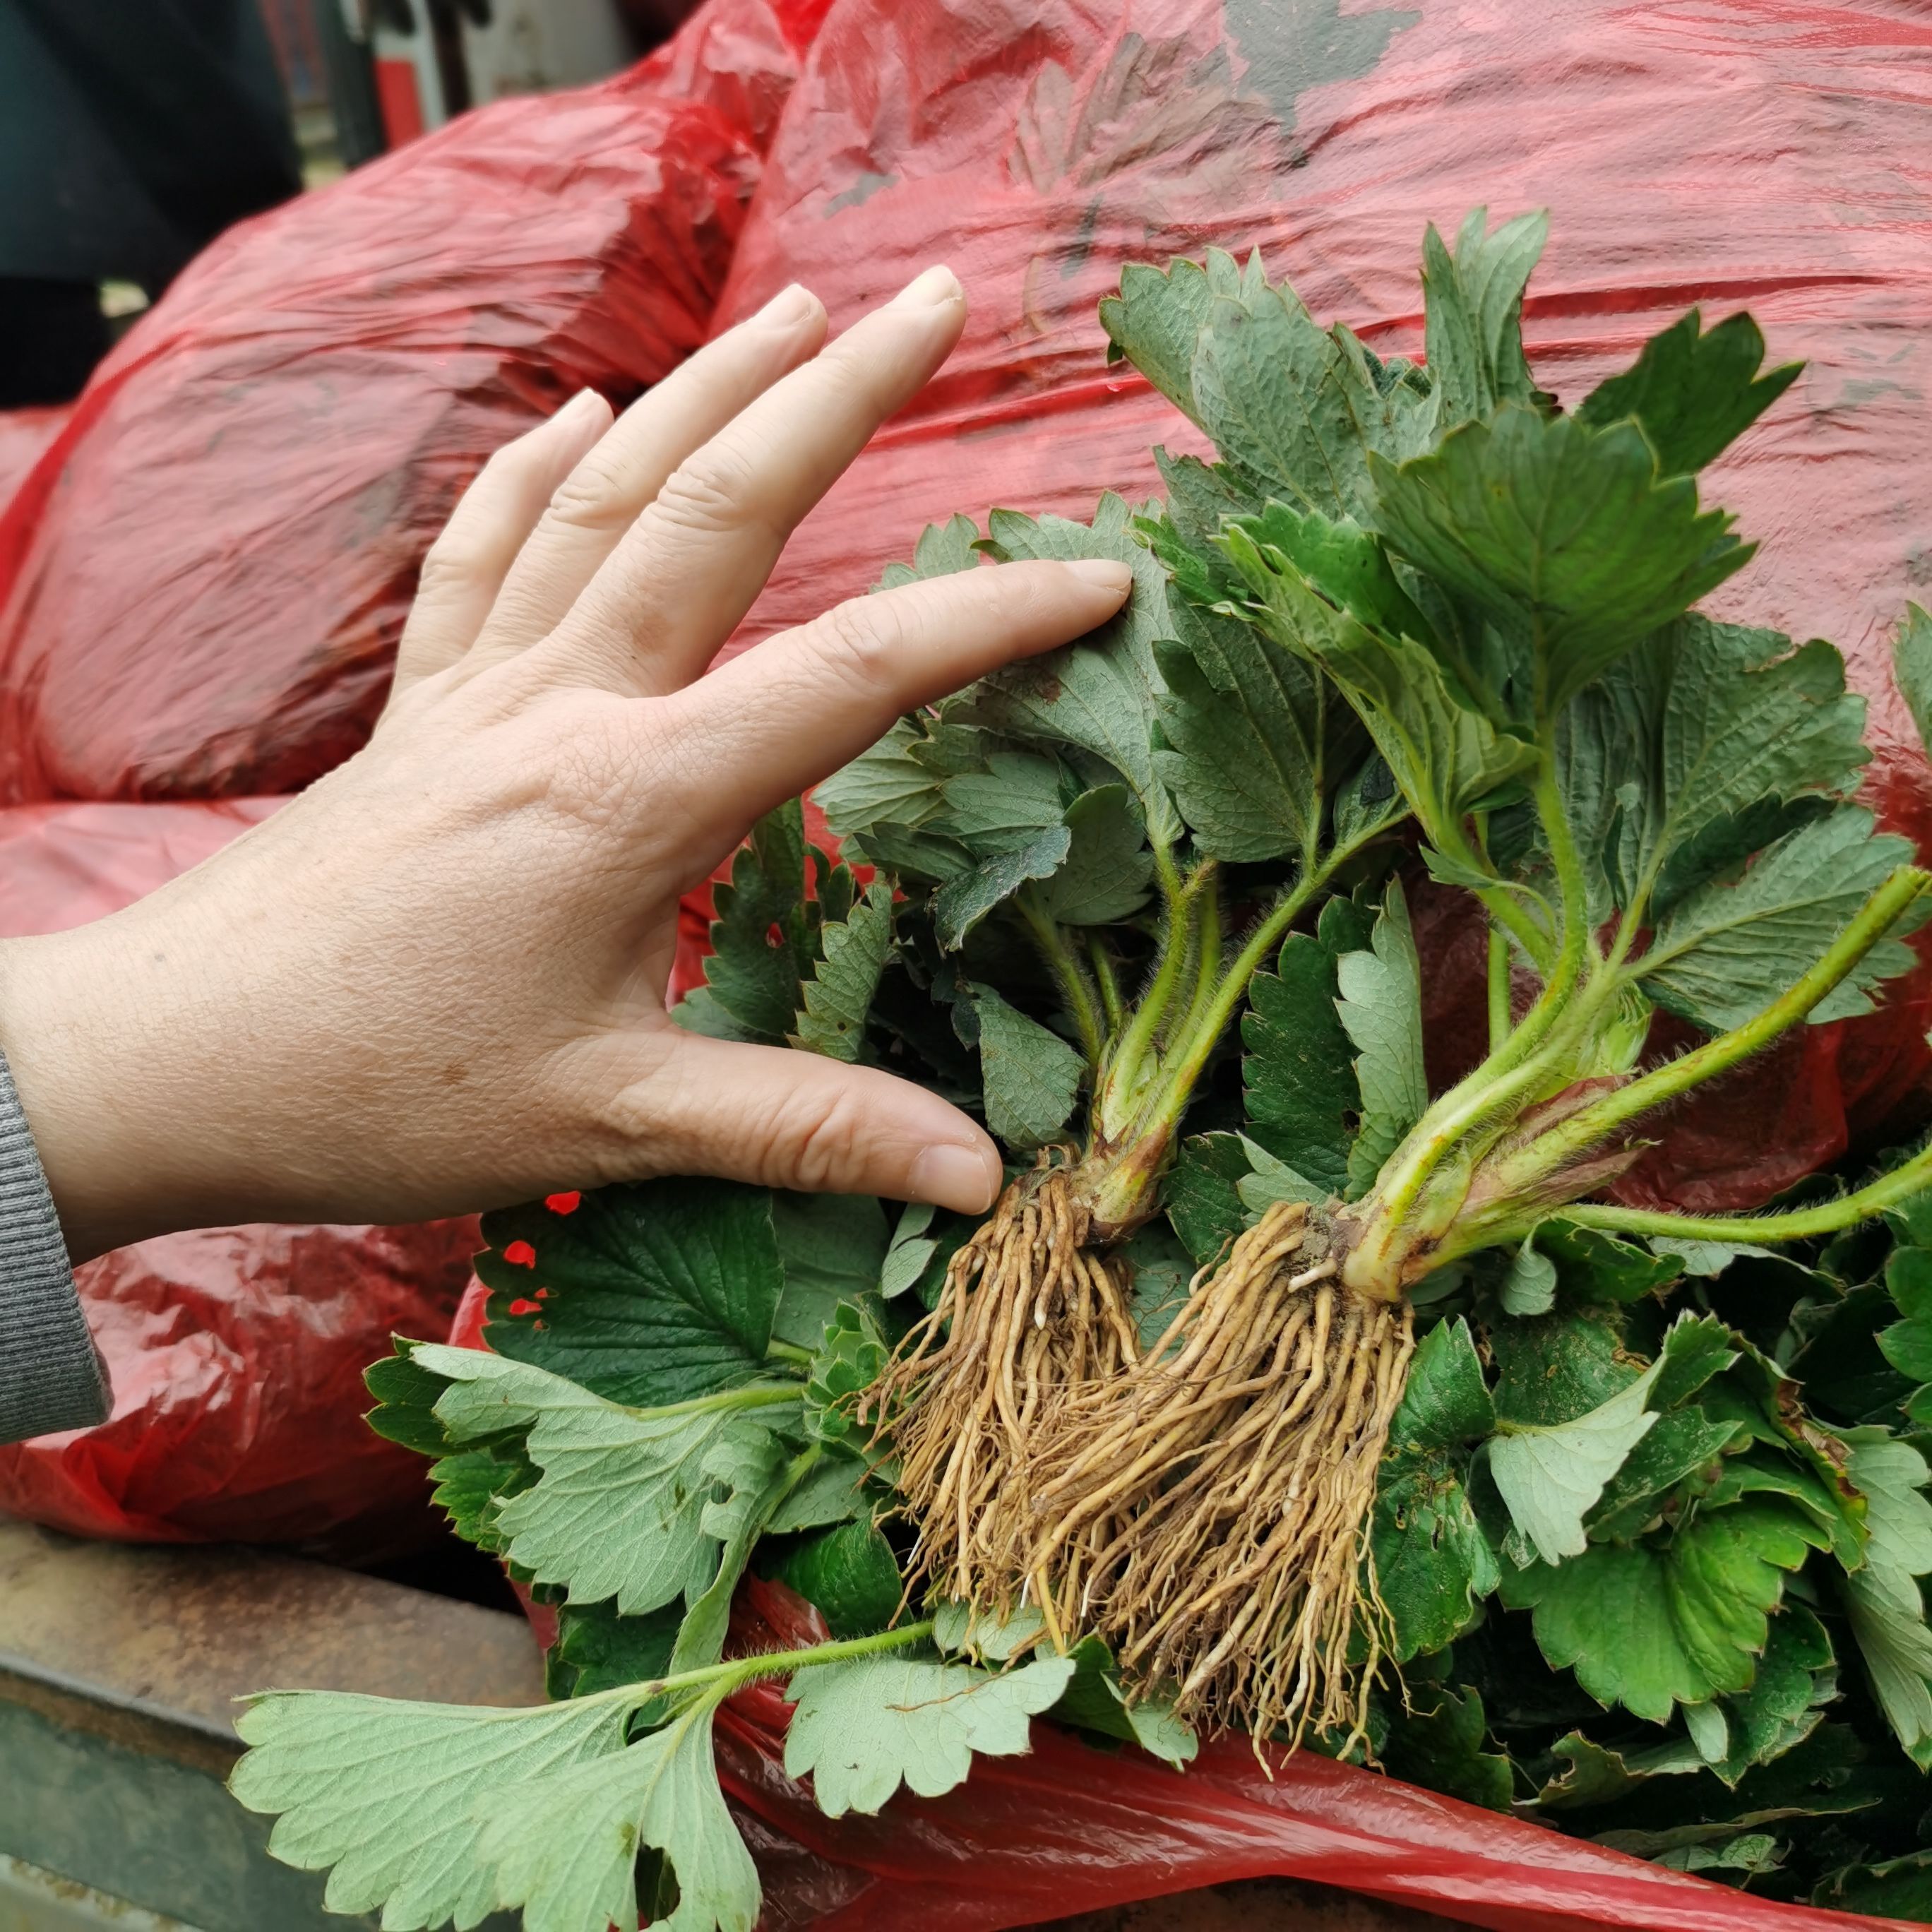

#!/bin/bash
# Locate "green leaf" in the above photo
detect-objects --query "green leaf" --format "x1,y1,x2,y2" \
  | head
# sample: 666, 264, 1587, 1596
934, 823, 1071, 950
792, 878, 893, 1061
1489, 1359, 1662, 1564
878, 1201, 939, 1300
364, 1340, 467, 1457
1164, 1132, 1250, 1268
1381, 1682, 1513, 1812
1585, 1408, 1741, 1543
482, 1703, 758, 1932
769, 1189, 888, 1354
425, 1443, 537, 1556
1537, 1218, 1686, 1304
1575, 308, 1801, 477
1639, 806, 1920, 1032
783, 1652, 1075, 1818
931, 1599, 1047, 1662
775, 1515, 904, 1638
1489, 1301, 1635, 1427
1035, 786, 1155, 927
1190, 279, 1429, 522
699, 802, 809, 1044
876, 513, 982, 588
547, 1598, 681, 1700
1892, 602, 1932, 761
1500, 1235, 1558, 1318
957, 496, 1182, 843
230, 1690, 633, 1931
1241, 902, 1365, 1198
1501, 1499, 1823, 1722
1234, 1134, 1328, 1217
1149, 527, 1328, 866
937, 751, 1068, 854
407, 1343, 793, 1618
816, 717, 947, 844
1529, 1731, 1707, 1811
1711, 1606, 1835, 1787
1419, 207, 1549, 429
968, 984, 1084, 1151
479, 1180, 785, 1407
764, 1446, 867, 1534
1370, 406, 1753, 720
1815, 1851, 1932, 1921
803, 1304, 886, 1444
1335, 880, 1426, 1195
1038, 1633, 1197, 1766
1099, 246, 1262, 420
1838, 1427, 1932, 1765
1372, 1320, 1501, 1660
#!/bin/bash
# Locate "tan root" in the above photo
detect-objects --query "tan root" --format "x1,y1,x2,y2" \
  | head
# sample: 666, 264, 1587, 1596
1020, 1199, 1415, 1748
861, 1161, 1138, 1623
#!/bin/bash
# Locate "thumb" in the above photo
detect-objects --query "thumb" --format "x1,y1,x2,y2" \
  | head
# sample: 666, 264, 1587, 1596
625, 1032, 1004, 1213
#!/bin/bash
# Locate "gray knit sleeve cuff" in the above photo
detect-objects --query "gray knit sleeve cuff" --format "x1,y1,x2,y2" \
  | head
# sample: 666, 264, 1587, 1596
0, 1046, 110, 1445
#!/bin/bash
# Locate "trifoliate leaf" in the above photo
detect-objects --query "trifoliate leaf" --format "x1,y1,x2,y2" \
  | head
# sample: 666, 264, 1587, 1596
1640, 806, 1921, 1032
783, 1652, 1075, 1817
665, 1434, 804, 1675
484, 1701, 758, 1932
1370, 406, 1753, 722
1099, 246, 1263, 420
769, 1188, 888, 1353
1381, 1681, 1513, 1812
1489, 1359, 1662, 1565
775, 1515, 903, 1638
1575, 308, 1801, 478
407, 1343, 794, 1616
1372, 1320, 1501, 1660
230, 1690, 633, 1931
1893, 602, 1932, 762
1335, 879, 1426, 1195
479, 1179, 785, 1406
698, 802, 811, 1043
1501, 1498, 1824, 1722
1189, 278, 1429, 522
968, 984, 1083, 1150
792, 878, 893, 1061
1242, 900, 1368, 1197
1419, 207, 1549, 429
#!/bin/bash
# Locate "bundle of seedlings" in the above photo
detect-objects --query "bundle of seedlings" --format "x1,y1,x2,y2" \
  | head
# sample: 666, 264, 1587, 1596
225, 216, 1932, 1931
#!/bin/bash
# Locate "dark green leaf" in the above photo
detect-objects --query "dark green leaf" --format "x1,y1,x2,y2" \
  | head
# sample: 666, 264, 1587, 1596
792, 878, 893, 1061
1334, 881, 1426, 1195
769, 1190, 888, 1354
547, 1599, 681, 1700
1164, 1132, 1250, 1268
1575, 308, 1801, 478
968, 984, 1083, 1151
698, 803, 809, 1044
1381, 1683, 1513, 1812
774, 1516, 905, 1639
1098, 246, 1262, 421
478, 1181, 785, 1407
1419, 207, 1549, 428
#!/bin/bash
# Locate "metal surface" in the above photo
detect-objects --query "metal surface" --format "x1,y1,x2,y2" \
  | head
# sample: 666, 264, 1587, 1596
0, 1518, 540, 1932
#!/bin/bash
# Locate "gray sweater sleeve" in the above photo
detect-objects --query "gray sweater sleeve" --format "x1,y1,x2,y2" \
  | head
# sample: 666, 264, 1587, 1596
0, 1047, 110, 1445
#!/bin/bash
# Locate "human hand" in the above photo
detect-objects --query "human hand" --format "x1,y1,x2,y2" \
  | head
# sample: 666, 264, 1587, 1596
0, 268, 1131, 1263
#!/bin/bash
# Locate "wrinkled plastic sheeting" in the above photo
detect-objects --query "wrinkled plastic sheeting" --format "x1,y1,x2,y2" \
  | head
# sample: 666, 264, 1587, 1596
0, 800, 475, 1554
0, 408, 69, 512
0, 0, 823, 806
714, 1580, 1926, 1932
702, 0, 1932, 1210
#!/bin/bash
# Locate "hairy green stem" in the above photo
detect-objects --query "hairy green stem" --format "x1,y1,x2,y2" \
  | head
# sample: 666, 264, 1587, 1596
638, 1381, 803, 1419
1518, 866, 1930, 1183
1099, 844, 1200, 1133
1531, 746, 1593, 1014
1562, 1142, 1932, 1244
1486, 923, 1511, 1054
1018, 892, 1104, 1068
1090, 937, 1124, 1033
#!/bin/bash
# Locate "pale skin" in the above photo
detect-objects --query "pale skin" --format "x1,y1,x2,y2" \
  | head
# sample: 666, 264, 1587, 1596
0, 266, 1133, 1265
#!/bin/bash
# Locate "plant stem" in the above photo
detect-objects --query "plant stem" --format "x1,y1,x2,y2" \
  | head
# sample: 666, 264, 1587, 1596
1562, 1141, 1932, 1243
1516, 865, 1930, 1182
1530, 744, 1592, 1013
1018, 891, 1104, 1068
600, 1619, 938, 1717
1486, 923, 1511, 1054
1099, 843, 1198, 1129
636, 1381, 803, 1419
1091, 937, 1124, 1032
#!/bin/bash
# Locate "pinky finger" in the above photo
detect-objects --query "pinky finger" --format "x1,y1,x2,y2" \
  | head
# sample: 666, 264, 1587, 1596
388, 388, 613, 705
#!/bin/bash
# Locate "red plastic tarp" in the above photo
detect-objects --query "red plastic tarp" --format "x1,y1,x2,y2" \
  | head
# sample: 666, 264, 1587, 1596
0, 800, 475, 1554
0, 0, 821, 804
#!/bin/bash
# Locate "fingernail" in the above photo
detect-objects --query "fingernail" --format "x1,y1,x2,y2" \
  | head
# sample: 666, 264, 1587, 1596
910, 1141, 1001, 1215
889, 264, 963, 311
751, 282, 816, 328
1065, 558, 1134, 595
